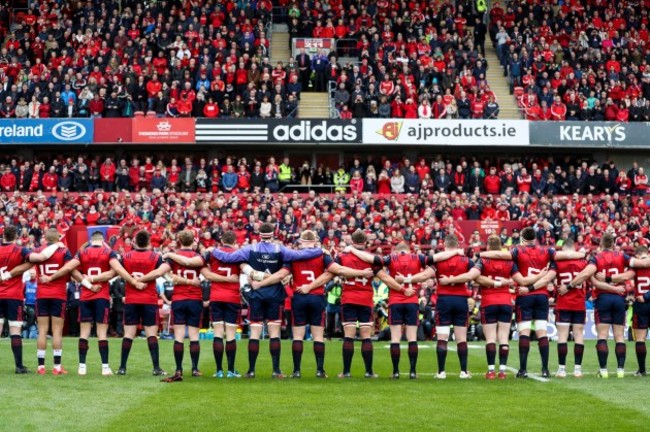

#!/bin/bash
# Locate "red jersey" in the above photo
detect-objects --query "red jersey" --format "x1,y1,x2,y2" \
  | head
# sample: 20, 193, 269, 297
169, 249, 205, 301
554, 258, 588, 311
76, 245, 117, 301
588, 250, 630, 298
511, 245, 556, 297
434, 256, 473, 297
35, 245, 72, 300
634, 266, 650, 298
474, 258, 520, 307
122, 249, 166, 305
383, 252, 428, 305
206, 246, 240, 304
0, 243, 31, 300
337, 252, 374, 307
291, 254, 334, 296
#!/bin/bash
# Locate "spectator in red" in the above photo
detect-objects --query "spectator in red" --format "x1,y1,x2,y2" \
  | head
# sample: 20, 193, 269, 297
604, 97, 619, 120
203, 97, 219, 117
349, 170, 364, 193
237, 165, 251, 192
483, 167, 501, 195
89, 94, 104, 118
516, 168, 532, 194
100, 158, 116, 192
550, 96, 567, 121
0, 167, 16, 191
634, 168, 648, 196
42, 166, 58, 192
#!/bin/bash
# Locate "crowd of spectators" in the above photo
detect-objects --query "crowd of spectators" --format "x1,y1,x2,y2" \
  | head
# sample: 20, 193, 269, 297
0, 153, 649, 255
492, 0, 650, 121
0, 0, 307, 119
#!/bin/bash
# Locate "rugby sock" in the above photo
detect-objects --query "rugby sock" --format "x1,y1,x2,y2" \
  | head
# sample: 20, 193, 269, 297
79, 338, 89, 364
615, 342, 626, 369
390, 343, 401, 374
10, 335, 24, 368
499, 344, 509, 370
190, 341, 200, 371
636, 342, 647, 373
574, 343, 584, 366
248, 339, 259, 373
361, 338, 373, 374
596, 339, 609, 369
226, 339, 237, 373
408, 341, 418, 374
519, 335, 530, 371
557, 342, 568, 366
436, 340, 448, 373
53, 349, 62, 367
538, 337, 550, 369
98, 340, 109, 365
292, 340, 303, 373
37, 349, 46, 367
342, 337, 354, 374
147, 336, 160, 370
314, 341, 325, 372
270, 337, 281, 373
486, 343, 496, 370
120, 338, 133, 369
457, 341, 468, 372
173, 341, 184, 372
213, 337, 224, 372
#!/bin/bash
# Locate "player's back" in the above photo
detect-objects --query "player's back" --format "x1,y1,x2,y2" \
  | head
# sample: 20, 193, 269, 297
435, 255, 472, 297
591, 250, 630, 297
634, 265, 650, 297
35, 245, 72, 300
207, 246, 241, 303
386, 252, 425, 304
476, 258, 517, 306
292, 255, 332, 296
78, 245, 115, 301
512, 245, 555, 297
338, 252, 373, 307
555, 258, 588, 310
170, 249, 204, 301
122, 249, 163, 304
0, 243, 30, 299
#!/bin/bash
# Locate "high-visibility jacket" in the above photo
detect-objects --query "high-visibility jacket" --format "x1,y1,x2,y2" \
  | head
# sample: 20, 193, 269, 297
279, 164, 292, 182
333, 169, 350, 192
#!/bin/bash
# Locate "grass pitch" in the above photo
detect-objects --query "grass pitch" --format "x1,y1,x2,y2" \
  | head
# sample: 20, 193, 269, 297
0, 338, 647, 431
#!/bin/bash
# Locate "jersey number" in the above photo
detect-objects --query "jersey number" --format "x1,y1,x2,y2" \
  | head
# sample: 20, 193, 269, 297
559, 272, 581, 287
301, 270, 315, 283
176, 269, 198, 280
39, 264, 59, 275
638, 277, 650, 295
218, 267, 232, 277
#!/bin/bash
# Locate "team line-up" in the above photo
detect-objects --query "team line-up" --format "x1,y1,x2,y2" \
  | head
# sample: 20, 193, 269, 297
1, 223, 648, 381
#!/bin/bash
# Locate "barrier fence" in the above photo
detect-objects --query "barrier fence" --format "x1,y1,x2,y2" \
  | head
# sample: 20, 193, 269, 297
0, 118, 647, 147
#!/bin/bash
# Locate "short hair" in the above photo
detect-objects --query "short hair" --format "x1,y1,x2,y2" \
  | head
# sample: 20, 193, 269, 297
90, 231, 105, 241
135, 230, 150, 248
300, 230, 318, 242
221, 230, 236, 246
260, 222, 275, 237
3, 225, 17, 242
177, 230, 194, 247
351, 230, 367, 245
601, 232, 615, 249
562, 238, 575, 249
44, 228, 60, 243
521, 227, 536, 242
444, 234, 458, 248
395, 242, 410, 252
487, 235, 501, 251
636, 245, 649, 256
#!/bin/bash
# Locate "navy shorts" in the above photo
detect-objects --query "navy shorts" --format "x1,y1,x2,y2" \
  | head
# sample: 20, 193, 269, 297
249, 297, 283, 323
556, 309, 586, 325
292, 294, 326, 327
388, 303, 419, 326
594, 294, 626, 326
435, 295, 469, 327
210, 301, 241, 325
171, 300, 203, 327
0, 299, 24, 323
633, 302, 650, 330
79, 299, 111, 324
515, 294, 549, 322
124, 304, 159, 327
341, 304, 373, 324
36, 298, 66, 319
481, 304, 513, 325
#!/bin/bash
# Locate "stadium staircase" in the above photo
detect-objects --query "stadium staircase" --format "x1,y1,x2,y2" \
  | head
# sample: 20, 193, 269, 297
485, 46, 521, 119
270, 23, 330, 118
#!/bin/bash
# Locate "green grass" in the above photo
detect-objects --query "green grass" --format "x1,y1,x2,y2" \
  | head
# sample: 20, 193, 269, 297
1, 338, 648, 431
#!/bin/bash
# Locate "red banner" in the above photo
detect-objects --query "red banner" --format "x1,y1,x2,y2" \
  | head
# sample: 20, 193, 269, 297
132, 117, 195, 143
455, 220, 524, 245
93, 118, 133, 144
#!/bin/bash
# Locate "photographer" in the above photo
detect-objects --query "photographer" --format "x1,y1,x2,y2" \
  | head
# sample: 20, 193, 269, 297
109, 277, 125, 337
324, 277, 342, 340
23, 270, 37, 339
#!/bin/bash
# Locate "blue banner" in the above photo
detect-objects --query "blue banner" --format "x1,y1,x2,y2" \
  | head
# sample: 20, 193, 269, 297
0, 119, 94, 144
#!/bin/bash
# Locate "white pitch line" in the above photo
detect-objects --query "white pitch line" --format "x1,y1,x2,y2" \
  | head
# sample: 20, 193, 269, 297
504, 366, 549, 382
